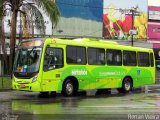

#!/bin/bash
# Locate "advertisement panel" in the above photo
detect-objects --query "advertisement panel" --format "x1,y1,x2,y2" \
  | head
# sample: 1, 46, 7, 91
56, 0, 103, 37
148, 6, 160, 41
103, 0, 148, 40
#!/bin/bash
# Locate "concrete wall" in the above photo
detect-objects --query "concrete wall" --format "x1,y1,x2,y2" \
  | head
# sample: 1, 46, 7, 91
117, 41, 153, 48
53, 17, 102, 38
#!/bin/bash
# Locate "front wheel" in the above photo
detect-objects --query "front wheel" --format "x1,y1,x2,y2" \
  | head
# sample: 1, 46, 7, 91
62, 79, 77, 97
117, 78, 132, 93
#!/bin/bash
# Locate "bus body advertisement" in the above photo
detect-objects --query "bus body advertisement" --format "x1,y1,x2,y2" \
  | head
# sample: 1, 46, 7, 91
12, 38, 155, 96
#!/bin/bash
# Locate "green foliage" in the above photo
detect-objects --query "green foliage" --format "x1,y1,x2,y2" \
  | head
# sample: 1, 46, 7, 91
33, 0, 60, 27
0, 77, 11, 89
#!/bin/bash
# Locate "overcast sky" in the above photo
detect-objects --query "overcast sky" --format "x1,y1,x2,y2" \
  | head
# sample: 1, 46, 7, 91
148, 0, 160, 6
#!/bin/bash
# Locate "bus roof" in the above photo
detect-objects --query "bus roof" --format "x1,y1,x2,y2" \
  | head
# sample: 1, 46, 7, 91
44, 38, 153, 53
20, 38, 153, 53
73, 38, 118, 45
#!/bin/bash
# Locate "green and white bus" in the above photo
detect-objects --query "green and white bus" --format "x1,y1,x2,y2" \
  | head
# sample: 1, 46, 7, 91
12, 38, 155, 96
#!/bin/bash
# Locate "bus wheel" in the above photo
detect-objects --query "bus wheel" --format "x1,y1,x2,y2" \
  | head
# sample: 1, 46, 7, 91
62, 79, 76, 97
118, 77, 132, 93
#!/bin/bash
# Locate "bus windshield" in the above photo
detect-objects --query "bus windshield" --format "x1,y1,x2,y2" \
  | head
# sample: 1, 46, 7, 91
13, 47, 42, 73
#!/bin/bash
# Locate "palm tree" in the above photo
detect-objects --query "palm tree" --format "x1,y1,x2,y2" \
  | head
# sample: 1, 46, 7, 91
2, 0, 60, 74
0, 0, 9, 75
0, 0, 3, 45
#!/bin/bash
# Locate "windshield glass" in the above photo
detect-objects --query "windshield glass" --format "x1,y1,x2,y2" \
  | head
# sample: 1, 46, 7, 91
14, 47, 42, 73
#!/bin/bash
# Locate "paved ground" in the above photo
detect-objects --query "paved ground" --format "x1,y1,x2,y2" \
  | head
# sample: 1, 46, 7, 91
0, 88, 160, 120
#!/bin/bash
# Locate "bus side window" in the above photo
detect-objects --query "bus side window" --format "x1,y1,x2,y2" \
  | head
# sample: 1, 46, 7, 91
44, 47, 63, 71
106, 49, 122, 66
88, 48, 105, 65
150, 53, 154, 67
66, 46, 86, 65
138, 52, 149, 66
123, 51, 136, 66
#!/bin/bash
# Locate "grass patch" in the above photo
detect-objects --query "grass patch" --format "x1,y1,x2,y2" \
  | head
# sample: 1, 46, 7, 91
0, 77, 12, 89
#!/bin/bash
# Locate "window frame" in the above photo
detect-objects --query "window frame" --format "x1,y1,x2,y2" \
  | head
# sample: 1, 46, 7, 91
43, 47, 64, 71
150, 53, 154, 67
106, 49, 122, 66
138, 52, 150, 67
66, 45, 87, 65
87, 47, 105, 65
123, 50, 137, 66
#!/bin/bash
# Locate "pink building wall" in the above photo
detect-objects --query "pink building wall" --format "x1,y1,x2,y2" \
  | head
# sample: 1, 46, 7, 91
148, 23, 160, 40
148, 6, 160, 41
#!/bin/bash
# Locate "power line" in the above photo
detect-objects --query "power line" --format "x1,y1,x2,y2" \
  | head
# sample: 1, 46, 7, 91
56, 1, 143, 13
56, 1, 103, 9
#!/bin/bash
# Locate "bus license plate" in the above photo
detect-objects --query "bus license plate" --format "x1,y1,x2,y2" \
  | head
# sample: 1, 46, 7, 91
20, 84, 26, 88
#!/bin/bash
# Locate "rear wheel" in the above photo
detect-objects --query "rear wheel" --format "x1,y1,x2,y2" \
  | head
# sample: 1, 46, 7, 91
62, 79, 77, 97
117, 77, 132, 93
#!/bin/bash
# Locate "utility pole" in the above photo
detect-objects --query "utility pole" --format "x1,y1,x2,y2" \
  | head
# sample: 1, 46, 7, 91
125, 7, 140, 46
131, 9, 134, 46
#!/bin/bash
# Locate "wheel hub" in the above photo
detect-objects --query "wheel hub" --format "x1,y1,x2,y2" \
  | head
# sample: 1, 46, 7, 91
125, 81, 131, 91
66, 83, 73, 95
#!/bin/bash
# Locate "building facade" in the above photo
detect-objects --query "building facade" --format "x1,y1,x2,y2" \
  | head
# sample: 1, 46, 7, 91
148, 6, 160, 41
54, 0, 103, 38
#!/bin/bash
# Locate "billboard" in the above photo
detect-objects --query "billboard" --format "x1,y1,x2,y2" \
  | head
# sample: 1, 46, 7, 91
149, 10, 160, 20
148, 6, 160, 41
55, 0, 103, 37
57, 0, 103, 22
103, 0, 148, 40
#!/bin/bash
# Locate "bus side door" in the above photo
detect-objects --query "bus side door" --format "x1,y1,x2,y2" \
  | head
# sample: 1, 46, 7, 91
41, 47, 64, 91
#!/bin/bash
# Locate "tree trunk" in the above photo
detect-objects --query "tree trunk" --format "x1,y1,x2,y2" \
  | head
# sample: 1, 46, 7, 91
1, 16, 8, 69
9, 9, 18, 74
0, 0, 8, 75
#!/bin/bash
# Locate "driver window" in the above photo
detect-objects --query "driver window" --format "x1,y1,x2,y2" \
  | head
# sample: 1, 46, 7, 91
43, 47, 63, 71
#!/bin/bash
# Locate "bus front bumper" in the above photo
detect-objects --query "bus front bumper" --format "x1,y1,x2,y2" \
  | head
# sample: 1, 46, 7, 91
12, 81, 42, 92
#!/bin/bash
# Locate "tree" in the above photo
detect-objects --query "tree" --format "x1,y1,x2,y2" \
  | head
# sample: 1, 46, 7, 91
2, 0, 60, 74
0, 0, 9, 75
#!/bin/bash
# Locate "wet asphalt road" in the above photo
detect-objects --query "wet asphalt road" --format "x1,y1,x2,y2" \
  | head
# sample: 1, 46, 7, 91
0, 88, 160, 120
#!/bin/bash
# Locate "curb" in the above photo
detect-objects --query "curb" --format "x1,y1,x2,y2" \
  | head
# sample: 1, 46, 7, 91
0, 89, 12, 92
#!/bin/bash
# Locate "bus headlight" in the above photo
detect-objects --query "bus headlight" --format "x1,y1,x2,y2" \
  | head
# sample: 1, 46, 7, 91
32, 76, 38, 83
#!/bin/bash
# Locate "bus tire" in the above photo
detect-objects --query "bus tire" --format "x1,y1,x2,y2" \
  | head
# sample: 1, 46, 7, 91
118, 77, 132, 93
62, 79, 77, 97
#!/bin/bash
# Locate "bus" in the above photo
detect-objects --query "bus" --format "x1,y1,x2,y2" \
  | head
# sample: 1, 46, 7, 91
12, 38, 155, 96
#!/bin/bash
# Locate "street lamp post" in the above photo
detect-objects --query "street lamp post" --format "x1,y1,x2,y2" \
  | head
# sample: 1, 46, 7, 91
125, 7, 140, 46
131, 9, 134, 46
